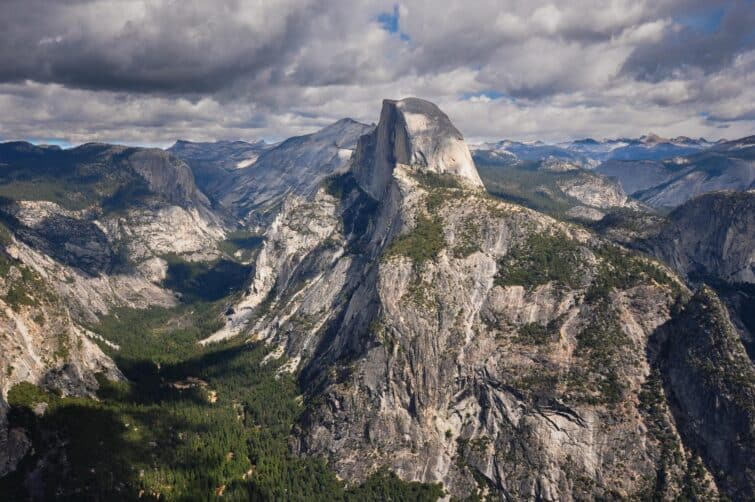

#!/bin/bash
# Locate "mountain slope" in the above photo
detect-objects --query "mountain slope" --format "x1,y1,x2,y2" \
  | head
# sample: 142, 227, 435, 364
645, 191, 755, 284
200, 97, 747, 499
635, 136, 755, 209
0, 142, 231, 321
167, 139, 271, 203
594, 136, 754, 209
0, 141, 232, 483
210, 118, 373, 226
656, 287, 755, 499
475, 155, 640, 221
1, 101, 752, 500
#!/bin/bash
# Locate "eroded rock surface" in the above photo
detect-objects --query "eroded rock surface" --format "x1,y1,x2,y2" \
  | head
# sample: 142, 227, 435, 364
205, 97, 742, 499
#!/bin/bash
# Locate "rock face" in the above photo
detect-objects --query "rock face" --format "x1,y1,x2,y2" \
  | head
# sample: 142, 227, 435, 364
168, 139, 271, 203
646, 191, 755, 284
1, 99, 752, 499
0, 247, 123, 477
656, 287, 755, 499
353, 98, 482, 199
0, 142, 221, 479
0, 144, 228, 321
205, 97, 746, 499
557, 173, 638, 218
213, 118, 373, 227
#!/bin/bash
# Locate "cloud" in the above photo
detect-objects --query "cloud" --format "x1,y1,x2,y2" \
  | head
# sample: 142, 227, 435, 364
0, 0, 751, 145
621, 1, 755, 81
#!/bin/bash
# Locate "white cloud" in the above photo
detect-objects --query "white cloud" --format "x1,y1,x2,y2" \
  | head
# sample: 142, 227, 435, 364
0, 0, 751, 145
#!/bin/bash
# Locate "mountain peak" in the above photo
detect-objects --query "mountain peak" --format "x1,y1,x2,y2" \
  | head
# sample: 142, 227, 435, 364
352, 97, 483, 198
640, 132, 669, 144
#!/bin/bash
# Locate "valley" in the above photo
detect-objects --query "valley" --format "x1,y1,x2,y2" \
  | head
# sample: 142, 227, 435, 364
0, 98, 753, 501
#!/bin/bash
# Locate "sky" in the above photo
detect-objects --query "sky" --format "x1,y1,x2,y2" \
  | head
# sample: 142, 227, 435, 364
0, 0, 753, 147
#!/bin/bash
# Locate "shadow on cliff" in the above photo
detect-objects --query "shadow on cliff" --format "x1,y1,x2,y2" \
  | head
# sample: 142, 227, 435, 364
646, 287, 755, 500
1, 341, 276, 500
296, 173, 385, 396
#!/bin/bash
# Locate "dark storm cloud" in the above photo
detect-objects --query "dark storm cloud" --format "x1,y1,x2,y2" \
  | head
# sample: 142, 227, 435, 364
0, 0, 322, 95
621, 0, 755, 81
0, 0, 752, 144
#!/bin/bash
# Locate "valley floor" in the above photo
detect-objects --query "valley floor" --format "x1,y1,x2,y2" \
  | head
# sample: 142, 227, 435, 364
1, 299, 444, 500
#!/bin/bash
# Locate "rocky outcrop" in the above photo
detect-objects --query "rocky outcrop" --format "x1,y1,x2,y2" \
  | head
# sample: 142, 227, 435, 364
657, 287, 755, 499
646, 191, 755, 284
215, 118, 373, 227
353, 98, 482, 199
557, 174, 631, 209
0, 249, 122, 477
293, 177, 689, 499
121, 148, 214, 209
2, 100, 751, 499
205, 97, 731, 499
0, 141, 230, 321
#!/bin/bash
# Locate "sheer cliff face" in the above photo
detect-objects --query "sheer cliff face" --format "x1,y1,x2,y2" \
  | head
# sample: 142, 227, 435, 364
207, 98, 736, 499
353, 98, 482, 199
647, 191, 755, 284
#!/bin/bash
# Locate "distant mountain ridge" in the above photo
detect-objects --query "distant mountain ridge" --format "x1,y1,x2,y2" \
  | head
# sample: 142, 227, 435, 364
170, 118, 373, 227
473, 133, 752, 209
473, 133, 720, 168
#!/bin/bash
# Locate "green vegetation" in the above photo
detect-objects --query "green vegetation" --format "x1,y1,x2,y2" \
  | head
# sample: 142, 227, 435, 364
637, 369, 719, 500
323, 173, 352, 199
452, 219, 481, 258
516, 319, 560, 345
476, 160, 584, 219
693, 277, 755, 356
0, 144, 150, 210
385, 214, 445, 265
0, 219, 12, 246
411, 171, 463, 213
3, 283, 442, 501
0, 254, 51, 311
586, 245, 676, 302
163, 254, 252, 303
568, 302, 631, 405
93, 304, 225, 366
638, 369, 683, 485
495, 232, 584, 290
680, 288, 755, 412
511, 367, 561, 400
7, 381, 59, 408
217, 230, 264, 261
101, 178, 153, 214
346, 469, 443, 501
411, 171, 463, 191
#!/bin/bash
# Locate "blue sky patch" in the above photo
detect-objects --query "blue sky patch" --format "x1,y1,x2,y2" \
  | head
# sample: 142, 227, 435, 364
461, 90, 508, 101
377, 4, 410, 41
675, 7, 725, 34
